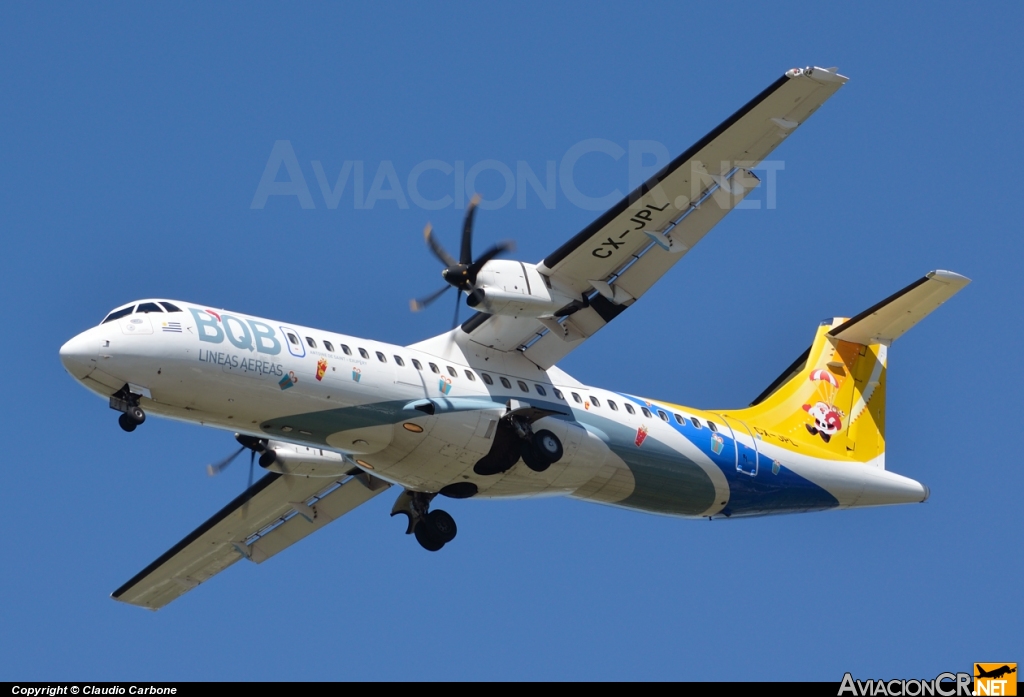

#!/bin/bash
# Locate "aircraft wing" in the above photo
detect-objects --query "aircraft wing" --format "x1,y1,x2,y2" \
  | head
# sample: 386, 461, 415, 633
112, 470, 391, 610
458, 67, 848, 369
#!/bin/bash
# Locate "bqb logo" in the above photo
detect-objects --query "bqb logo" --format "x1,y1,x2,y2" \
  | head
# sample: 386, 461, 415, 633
974, 664, 1017, 696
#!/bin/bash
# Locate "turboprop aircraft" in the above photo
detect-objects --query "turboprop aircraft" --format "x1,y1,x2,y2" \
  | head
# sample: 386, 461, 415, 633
59, 66, 969, 610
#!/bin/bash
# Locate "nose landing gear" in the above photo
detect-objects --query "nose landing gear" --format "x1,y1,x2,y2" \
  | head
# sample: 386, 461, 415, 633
391, 490, 458, 552
111, 385, 146, 432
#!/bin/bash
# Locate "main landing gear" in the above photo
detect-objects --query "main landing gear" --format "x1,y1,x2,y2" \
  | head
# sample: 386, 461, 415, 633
110, 385, 146, 433
391, 490, 458, 552
473, 406, 565, 476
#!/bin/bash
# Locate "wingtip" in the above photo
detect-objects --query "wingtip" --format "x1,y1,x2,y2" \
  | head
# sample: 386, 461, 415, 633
927, 269, 971, 285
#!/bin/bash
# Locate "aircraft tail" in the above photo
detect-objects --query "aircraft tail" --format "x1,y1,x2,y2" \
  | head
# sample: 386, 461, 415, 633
728, 271, 970, 466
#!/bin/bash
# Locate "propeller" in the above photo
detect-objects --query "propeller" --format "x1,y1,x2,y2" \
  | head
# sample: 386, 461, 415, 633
206, 433, 264, 490
410, 194, 515, 327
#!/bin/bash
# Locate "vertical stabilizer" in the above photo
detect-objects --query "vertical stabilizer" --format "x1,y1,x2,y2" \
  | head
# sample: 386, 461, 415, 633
725, 271, 969, 466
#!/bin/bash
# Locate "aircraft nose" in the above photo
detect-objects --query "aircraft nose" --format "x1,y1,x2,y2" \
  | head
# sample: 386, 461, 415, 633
59, 331, 96, 379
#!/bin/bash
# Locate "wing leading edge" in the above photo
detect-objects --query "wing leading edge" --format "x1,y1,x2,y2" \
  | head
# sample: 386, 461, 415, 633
113, 470, 390, 610
456, 66, 848, 369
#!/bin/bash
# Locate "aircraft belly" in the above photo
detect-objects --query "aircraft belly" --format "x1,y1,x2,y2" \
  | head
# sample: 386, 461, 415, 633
567, 412, 718, 517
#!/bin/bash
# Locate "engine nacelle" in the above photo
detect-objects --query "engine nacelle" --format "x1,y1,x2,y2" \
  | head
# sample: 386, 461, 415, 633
259, 441, 354, 478
468, 260, 578, 318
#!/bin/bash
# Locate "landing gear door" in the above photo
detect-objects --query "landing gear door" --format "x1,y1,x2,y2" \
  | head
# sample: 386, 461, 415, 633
720, 415, 759, 477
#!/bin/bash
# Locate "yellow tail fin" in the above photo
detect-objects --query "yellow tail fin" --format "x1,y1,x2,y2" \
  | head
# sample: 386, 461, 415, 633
723, 271, 969, 466
730, 322, 887, 463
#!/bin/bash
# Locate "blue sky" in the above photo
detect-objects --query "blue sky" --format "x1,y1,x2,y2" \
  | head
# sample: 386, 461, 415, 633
2, 2, 1020, 681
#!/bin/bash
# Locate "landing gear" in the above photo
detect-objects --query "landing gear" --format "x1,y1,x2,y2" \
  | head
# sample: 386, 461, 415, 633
116, 404, 145, 432
391, 490, 458, 552
111, 385, 146, 433
474, 407, 565, 476
520, 429, 563, 472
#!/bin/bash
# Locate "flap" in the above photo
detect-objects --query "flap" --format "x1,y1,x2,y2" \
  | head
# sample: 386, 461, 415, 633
112, 470, 390, 609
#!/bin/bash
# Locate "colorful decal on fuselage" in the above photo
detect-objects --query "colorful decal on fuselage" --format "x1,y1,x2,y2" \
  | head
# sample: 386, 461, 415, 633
711, 432, 724, 454
439, 377, 452, 395
634, 424, 648, 447
315, 358, 327, 381
278, 371, 298, 390
351, 367, 361, 383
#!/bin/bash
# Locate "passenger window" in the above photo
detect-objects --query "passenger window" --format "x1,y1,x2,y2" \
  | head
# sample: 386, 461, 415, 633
641, 407, 652, 418
571, 393, 582, 404
306, 337, 317, 349
101, 306, 135, 324
323, 341, 334, 352
690, 417, 702, 429
535, 385, 546, 396
674, 413, 684, 425
429, 363, 440, 374
359, 348, 369, 359
517, 380, 529, 392
394, 356, 405, 367
136, 302, 163, 313
287, 333, 300, 346
625, 403, 635, 415
412, 359, 422, 370
376, 352, 386, 363
159, 302, 182, 313
465, 370, 476, 381
500, 377, 511, 388
481, 373, 493, 385
608, 400, 618, 411
341, 344, 352, 355
553, 389, 564, 400
707, 421, 718, 432
658, 410, 669, 422
590, 396, 601, 407
447, 366, 458, 377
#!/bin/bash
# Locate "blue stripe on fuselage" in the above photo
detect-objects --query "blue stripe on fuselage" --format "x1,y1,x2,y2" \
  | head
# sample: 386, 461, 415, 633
616, 395, 838, 518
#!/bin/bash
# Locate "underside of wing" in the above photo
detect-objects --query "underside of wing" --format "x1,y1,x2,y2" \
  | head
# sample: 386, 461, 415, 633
452, 67, 847, 369
112, 469, 390, 610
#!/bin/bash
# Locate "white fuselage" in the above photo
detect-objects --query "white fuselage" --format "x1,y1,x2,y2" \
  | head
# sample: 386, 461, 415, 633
59, 300, 929, 519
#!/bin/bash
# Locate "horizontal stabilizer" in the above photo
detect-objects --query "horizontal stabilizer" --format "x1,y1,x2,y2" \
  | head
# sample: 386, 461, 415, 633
829, 270, 970, 346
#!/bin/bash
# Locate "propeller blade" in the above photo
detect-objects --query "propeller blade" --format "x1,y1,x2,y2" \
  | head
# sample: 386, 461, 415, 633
206, 445, 245, 477
410, 284, 451, 312
460, 194, 481, 265
248, 450, 255, 489
424, 223, 457, 267
452, 289, 462, 329
467, 240, 516, 282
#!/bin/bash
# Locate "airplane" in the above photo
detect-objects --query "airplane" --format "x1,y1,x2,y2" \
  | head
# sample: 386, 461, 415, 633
59, 66, 970, 610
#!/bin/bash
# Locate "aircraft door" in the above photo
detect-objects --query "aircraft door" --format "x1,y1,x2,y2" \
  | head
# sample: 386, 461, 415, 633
719, 415, 759, 476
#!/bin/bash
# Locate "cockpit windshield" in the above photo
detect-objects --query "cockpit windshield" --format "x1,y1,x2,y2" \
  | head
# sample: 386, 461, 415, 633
100, 300, 184, 325
101, 305, 135, 324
